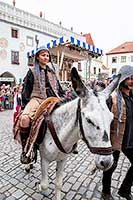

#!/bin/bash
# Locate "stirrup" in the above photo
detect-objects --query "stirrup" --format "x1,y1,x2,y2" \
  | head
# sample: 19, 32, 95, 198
20, 152, 32, 164
20, 146, 37, 164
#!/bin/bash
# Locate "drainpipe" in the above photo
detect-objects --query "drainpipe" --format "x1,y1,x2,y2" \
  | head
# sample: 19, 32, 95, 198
86, 55, 92, 81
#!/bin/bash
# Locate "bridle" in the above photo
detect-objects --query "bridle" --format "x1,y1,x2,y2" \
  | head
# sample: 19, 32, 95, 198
46, 98, 112, 155
76, 99, 112, 155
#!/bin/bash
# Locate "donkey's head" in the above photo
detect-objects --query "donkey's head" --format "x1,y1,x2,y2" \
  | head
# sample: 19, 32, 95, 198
71, 67, 120, 171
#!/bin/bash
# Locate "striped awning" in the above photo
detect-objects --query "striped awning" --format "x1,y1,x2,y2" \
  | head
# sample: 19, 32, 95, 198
27, 36, 103, 58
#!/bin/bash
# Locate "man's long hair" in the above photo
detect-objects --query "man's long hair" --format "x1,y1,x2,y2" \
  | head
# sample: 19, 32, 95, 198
34, 48, 52, 92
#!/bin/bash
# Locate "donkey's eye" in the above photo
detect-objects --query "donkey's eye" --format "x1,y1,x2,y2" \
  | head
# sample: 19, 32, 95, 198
86, 118, 100, 130
86, 118, 95, 127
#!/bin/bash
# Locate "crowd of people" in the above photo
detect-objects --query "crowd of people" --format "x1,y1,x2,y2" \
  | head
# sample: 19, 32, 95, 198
0, 84, 14, 111
0, 83, 22, 113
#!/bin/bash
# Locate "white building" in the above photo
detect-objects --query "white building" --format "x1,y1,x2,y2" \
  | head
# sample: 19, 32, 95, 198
106, 42, 133, 76
0, 1, 103, 86
75, 57, 103, 81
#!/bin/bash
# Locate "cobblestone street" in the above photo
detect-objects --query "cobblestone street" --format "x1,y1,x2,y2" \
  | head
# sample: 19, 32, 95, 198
0, 110, 132, 200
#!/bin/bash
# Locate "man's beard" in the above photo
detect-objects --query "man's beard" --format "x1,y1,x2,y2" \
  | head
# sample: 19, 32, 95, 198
123, 84, 133, 90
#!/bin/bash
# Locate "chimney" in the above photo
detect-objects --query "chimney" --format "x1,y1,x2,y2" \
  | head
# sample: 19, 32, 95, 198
39, 11, 42, 18
13, 0, 16, 6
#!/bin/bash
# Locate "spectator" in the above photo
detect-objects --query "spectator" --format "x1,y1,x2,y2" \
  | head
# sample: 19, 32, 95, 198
101, 65, 133, 200
13, 85, 22, 122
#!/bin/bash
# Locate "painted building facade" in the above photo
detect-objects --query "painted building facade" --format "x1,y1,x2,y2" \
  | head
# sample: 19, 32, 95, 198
0, 1, 103, 86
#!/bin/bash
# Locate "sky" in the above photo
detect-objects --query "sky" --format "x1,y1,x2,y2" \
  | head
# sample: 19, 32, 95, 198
2, 0, 133, 54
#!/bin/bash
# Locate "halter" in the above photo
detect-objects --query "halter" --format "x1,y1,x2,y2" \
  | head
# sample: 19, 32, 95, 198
46, 98, 112, 155
76, 99, 112, 155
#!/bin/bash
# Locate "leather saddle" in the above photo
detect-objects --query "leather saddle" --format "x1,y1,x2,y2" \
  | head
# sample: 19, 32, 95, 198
24, 97, 61, 157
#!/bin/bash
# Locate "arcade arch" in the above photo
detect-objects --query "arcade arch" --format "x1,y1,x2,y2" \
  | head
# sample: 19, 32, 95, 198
0, 71, 16, 87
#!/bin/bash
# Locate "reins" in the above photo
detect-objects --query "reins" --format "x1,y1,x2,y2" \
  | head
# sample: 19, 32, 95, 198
46, 98, 112, 155
76, 99, 112, 155
46, 115, 73, 154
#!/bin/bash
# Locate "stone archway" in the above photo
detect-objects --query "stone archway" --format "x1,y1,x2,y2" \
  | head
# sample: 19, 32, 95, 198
0, 72, 16, 87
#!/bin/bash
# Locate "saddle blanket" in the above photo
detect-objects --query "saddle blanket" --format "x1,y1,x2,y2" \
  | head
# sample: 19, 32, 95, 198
13, 97, 61, 157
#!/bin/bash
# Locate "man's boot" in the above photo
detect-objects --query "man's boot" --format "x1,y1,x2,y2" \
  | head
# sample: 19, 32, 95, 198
101, 192, 114, 200
118, 190, 133, 200
20, 127, 31, 164
72, 143, 78, 154
118, 168, 133, 200
118, 183, 133, 200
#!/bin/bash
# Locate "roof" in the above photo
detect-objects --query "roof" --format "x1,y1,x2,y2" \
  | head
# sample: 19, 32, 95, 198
83, 33, 95, 46
106, 42, 133, 55
27, 36, 103, 60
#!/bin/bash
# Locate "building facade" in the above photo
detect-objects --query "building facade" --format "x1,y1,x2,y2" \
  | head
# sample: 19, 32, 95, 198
106, 42, 133, 76
0, 1, 103, 86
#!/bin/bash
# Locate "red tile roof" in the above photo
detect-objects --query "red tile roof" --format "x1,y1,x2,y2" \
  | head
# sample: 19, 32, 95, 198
83, 33, 95, 46
106, 42, 133, 55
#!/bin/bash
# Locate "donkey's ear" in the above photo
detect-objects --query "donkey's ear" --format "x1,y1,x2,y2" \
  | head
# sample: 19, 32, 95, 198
100, 74, 121, 99
71, 67, 88, 98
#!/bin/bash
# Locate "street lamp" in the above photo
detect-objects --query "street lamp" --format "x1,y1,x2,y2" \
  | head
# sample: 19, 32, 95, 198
35, 35, 39, 48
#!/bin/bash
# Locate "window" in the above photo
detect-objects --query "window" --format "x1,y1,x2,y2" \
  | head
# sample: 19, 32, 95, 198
131, 55, 133, 62
78, 62, 82, 71
98, 68, 101, 73
112, 57, 117, 63
112, 68, 116, 74
11, 51, 19, 64
28, 56, 34, 66
26, 36, 34, 46
11, 28, 18, 38
94, 67, 96, 74
121, 56, 126, 63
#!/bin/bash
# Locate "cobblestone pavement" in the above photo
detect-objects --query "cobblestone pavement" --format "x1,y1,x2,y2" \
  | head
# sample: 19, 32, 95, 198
0, 110, 132, 200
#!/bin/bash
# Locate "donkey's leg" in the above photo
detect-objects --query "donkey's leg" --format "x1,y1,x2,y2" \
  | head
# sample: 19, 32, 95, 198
39, 156, 49, 191
55, 159, 66, 200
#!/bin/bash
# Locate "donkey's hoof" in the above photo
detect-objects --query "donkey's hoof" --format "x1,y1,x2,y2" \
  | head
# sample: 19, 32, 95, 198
25, 167, 30, 173
25, 164, 33, 173
35, 182, 49, 197
30, 164, 34, 169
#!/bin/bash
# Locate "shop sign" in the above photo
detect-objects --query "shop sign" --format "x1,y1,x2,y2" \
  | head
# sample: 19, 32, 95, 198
0, 77, 14, 82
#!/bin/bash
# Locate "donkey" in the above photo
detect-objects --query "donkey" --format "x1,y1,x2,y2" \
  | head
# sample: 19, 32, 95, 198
33, 67, 120, 200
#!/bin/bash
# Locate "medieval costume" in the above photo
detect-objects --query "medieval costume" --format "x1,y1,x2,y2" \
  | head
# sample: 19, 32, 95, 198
19, 46, 65, 164
102, 65, 133, 200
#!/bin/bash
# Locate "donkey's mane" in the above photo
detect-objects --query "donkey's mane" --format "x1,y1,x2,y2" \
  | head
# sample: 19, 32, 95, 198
53, 97, 74, 113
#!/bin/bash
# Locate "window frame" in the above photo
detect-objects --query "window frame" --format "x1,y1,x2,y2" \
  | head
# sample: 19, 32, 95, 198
11, 50, 19, 65
121, 56, 126, 63
26, 36, 34, 47
27, 56, 34, 66
11, 28, 19, 38
112, 57, 117, 63
94, 67, 96, 74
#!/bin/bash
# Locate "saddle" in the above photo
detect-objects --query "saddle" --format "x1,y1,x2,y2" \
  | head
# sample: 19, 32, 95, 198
13, 111, 23, 144
13, 97, 61, 158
